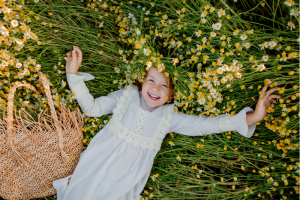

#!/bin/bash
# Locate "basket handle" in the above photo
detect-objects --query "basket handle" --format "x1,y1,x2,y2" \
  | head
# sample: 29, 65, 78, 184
7, 73, 70, 168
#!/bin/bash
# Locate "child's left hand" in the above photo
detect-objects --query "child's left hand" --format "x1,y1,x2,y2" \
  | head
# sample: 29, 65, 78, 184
253, 84, 281, 121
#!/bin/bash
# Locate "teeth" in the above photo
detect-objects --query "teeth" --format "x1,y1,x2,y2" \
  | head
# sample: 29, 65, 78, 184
149, 93, 159, 99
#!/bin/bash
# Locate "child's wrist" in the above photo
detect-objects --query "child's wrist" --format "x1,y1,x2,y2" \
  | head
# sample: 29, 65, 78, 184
246, 112, 262, 126
252, 111, 264, 122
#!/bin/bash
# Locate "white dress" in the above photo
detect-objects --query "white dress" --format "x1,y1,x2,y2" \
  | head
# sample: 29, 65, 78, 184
52, 72, 256, 200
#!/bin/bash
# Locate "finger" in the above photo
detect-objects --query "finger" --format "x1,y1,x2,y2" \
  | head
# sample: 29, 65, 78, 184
66, 52, 72, 62
266, 87, 279, 96
68, 51, 72, 58
268, 95, 281, 101
260, 84, 269, 98
73, 47, 82, 64
72, 50, 77, 61
73, 46, 81, 54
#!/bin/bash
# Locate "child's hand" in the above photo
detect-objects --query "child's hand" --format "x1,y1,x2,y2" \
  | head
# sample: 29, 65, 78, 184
66, 46, 82, 75
253, 84, 281, 121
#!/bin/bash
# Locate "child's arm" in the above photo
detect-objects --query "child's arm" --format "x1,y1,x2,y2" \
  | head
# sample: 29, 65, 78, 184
65, 46, 124, 117
66, 72, 124, 117
168, 107, 256, 138
168, 84, 280, 138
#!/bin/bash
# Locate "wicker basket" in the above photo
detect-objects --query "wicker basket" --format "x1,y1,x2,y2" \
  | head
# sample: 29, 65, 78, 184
0, 73, 84, 200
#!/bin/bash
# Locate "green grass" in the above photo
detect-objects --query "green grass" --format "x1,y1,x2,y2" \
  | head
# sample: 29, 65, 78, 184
0, 0, 298, 199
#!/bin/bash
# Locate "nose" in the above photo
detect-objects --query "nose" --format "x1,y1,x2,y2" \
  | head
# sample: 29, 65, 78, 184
152, 83, 160, 92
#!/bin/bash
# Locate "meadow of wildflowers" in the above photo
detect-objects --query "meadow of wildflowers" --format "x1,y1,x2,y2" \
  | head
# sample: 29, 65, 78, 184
0, 0, 299, 199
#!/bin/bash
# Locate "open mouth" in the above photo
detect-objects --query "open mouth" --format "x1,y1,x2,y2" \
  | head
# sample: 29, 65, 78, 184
148, 92, 160, 100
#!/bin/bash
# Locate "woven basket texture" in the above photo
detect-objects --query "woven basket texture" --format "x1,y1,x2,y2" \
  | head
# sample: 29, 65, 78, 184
0, 74, 84, 200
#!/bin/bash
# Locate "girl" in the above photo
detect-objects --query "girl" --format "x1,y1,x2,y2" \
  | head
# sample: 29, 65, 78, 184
53, 46, 280, 200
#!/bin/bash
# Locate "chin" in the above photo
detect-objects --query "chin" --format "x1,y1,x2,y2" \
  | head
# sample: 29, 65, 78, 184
145, 99, 159, 108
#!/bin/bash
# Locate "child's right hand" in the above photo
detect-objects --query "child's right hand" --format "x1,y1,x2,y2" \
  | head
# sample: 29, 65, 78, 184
66, 46, 82, 75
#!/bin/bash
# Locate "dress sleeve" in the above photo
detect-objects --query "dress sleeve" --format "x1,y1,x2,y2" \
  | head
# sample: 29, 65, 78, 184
168, 107, 256, 138
66, 72, 124, 117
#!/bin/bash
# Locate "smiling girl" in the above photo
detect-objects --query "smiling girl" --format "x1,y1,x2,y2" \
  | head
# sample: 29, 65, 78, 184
53, 46, 280, 200
136, 67, 174, 107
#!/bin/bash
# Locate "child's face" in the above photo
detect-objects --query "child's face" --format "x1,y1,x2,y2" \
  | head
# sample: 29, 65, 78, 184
141, 67, 173, 108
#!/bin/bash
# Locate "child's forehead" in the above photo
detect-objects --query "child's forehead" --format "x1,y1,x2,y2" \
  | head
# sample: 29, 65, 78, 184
147, 68, 168, 81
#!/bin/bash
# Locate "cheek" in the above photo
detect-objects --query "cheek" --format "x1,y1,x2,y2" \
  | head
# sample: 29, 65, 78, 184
161, 88, 169, 97
142, 83, 149, 94
142, 81, 152, 90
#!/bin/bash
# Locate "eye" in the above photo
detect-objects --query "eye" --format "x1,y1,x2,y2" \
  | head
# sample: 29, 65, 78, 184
163, 84, 168, 88
148, 79, 154, 82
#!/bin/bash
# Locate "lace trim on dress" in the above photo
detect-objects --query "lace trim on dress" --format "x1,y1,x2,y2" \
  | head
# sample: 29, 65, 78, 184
219, 114, 235, 132
106, 118, 163, 151
153, 104, 174, 141
105, 84, 174, 151
130, 107, 149, 135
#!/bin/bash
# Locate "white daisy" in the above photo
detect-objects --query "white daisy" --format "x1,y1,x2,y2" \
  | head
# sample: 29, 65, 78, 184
210, 32, 217, 37
221, 77, 227, 84
284, 0, 295, 6
243, 42, 251, 49
218, 9, 225, 18
3, 7, 12, 13
212, 22, 222, 30
198, 97, 205, 105
201, 18, 207, 24
259, 43, 266, 50
61, 80, 66, 87
214, 81, 220, 86
146, 61, 152, 68
210, 88, 216, 95
233, 29, 239, 36
171, 58, 179, 65
262, 55, 269, 61
16, 62, 22, 68
240, 33, 247, 40
280, 56, 287, 61
235, 72, 242, 78
196, 44, 202, 51
290, 8, 299, 16
287, 21, 295, 30
23, 101, 30, 105
195, 30, 202, 37
201, 11, 208, 18
11, 20, 18, 28
257, 64, 265, 71
269, 40, 277, 47
143, 48, 151, 56
247, 29, 254, 34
